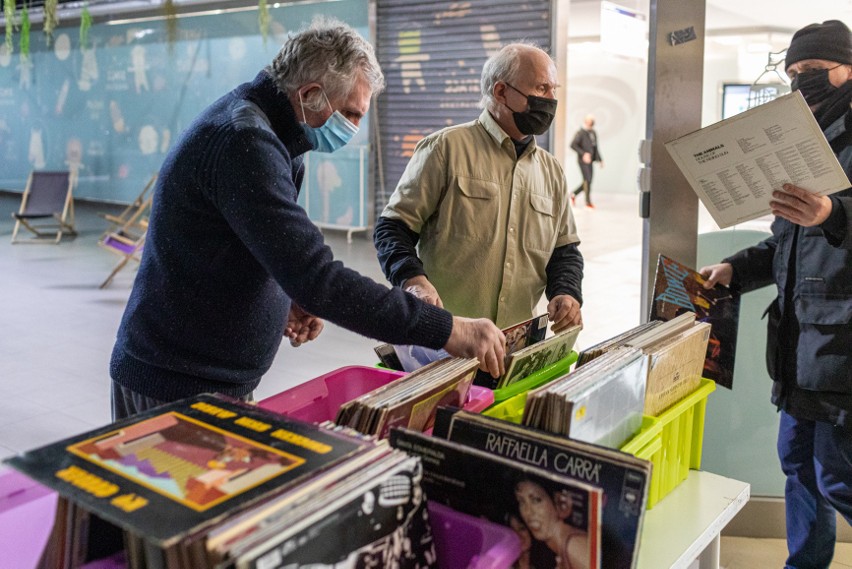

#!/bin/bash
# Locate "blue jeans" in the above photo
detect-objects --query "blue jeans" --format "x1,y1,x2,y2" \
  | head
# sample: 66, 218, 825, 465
778, 410, 852, 569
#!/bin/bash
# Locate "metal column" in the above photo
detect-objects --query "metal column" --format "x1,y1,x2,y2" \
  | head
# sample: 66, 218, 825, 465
551, 0, 571, 168
639, 0, 706, 319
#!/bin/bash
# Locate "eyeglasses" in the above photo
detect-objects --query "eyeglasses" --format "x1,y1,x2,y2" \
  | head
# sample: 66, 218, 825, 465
786, 63, 842, 81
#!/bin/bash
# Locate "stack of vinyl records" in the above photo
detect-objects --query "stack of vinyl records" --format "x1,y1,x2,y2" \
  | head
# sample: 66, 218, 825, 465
335, 356, 479, 438
523, 346, 647, 449
374, 314, 549, 374
3, 394, 438, 569
578, 312, 710, 415
202, 443, 429, 568
498, 324, 582, 389
575, 321, 661, 367
375, 314, 583, 390
431, 409, 653, 569
390, 426, 605, 569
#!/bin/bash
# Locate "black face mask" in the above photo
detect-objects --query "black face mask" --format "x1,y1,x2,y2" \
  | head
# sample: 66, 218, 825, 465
505, 83, 558, 136
791, 66, 840, 107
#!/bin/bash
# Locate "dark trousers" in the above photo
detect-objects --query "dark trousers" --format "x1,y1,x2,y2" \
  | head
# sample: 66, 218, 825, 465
111, 382, 253, 421
573, 162, 594, 204
111, 382, 167, 421
778, 410, 852, 569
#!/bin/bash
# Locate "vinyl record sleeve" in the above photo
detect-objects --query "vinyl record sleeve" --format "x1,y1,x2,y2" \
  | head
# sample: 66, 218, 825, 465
4, 394, 370, 547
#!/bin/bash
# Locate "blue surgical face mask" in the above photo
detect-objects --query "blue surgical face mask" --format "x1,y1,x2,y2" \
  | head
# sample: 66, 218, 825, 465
299, 89, 358, 153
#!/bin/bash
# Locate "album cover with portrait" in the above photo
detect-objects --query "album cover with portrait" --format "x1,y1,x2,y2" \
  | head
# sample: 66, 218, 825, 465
440, 409, 650, 569
390, 428, 603, 569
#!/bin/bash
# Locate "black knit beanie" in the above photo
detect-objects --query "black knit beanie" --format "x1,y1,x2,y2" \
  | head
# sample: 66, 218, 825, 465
785, 20, 852, 68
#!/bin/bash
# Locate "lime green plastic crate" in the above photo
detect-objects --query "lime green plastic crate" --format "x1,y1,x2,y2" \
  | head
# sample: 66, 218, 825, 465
481, 390, 528, 424
492, 351, 578, 402
481, 351, 578, 423
620, 378, 716, 509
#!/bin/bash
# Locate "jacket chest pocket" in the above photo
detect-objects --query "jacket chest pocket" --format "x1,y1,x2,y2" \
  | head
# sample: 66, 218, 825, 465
794, 297, 852, 393
520, 193, 558, 253
444, 177, 501, 242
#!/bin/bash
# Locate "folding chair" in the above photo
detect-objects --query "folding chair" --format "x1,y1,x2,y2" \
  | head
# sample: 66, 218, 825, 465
97, 195, 152, 288
98, 172, 157, 235
11, 171, 77, 244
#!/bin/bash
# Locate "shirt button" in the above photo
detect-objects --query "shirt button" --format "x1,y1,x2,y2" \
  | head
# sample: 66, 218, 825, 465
500, 297, 506, 303
509, 227, 515, 233
505, 262, 511, 268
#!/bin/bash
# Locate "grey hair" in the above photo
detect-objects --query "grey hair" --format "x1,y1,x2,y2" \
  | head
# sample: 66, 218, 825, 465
268, 16, 385, 112
479, 41, 550, 111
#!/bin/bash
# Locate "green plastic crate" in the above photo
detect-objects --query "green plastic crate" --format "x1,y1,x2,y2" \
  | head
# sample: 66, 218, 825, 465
491, 351, 578, 404
481, 352, 578, 423
482, 369, 716, 510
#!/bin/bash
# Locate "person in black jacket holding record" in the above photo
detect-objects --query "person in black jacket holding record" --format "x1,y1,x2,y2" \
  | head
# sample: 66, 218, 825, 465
700, 20, 852, 569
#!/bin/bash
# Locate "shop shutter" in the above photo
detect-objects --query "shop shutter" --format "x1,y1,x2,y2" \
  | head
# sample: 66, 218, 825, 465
374, 0, 552, 218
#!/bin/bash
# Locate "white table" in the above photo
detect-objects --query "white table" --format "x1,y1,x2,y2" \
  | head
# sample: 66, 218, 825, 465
637, 470, 751, 569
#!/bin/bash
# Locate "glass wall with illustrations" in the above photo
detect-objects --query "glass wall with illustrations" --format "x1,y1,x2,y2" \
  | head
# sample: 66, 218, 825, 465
0, 0, 369, 234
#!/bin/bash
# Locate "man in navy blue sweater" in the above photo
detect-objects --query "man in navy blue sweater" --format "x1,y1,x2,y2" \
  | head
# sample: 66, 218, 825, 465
109, 19, 506, 420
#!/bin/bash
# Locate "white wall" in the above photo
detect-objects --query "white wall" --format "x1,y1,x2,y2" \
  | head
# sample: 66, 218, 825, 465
559, 0, 848, 197
563, 0, 649, 195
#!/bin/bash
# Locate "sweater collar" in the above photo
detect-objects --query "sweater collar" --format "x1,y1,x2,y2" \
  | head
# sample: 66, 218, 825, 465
246, 70, 314, 157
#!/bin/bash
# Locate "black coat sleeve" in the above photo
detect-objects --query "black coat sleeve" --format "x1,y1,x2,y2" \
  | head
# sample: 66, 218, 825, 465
821, 196, 848, 246
545, 243, 584, 305
570, 130, 584, 156
373, 216, 427, 287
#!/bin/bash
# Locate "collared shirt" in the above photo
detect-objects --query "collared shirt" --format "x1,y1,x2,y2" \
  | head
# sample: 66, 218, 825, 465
381, 109, 579, 328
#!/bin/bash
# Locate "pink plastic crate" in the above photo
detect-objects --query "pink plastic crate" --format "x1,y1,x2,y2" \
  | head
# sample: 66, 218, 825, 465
0, 468, 59, 569
259, 365, 406, 423
259, 365, 493, 428
80, 552, 127, 569
428, 501, 521, 569
423, 385, 493, 436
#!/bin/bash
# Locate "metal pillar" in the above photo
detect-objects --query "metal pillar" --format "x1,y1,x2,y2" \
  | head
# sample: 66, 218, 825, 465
639, 0, 706, 319
551, 0, 571, 168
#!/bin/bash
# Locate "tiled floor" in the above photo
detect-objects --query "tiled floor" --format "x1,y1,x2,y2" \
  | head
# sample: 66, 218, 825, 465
0, 190, 646, 461
2, 190, 851, 567
720, 537, 852, 569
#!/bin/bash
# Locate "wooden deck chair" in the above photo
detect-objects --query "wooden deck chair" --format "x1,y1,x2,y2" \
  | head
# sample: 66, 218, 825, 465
11, 171, 77, 244
97, 195, 152, 288
98, 172, 158, 235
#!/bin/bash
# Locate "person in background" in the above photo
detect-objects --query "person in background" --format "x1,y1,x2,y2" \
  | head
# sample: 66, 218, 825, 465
374, 42, 583, 333
109, 18, 505, 420
570, 114, 603, 209
699, 20, 852, 569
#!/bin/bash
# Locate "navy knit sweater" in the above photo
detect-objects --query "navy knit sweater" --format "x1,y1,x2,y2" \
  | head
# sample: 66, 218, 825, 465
110, 71, 453, 401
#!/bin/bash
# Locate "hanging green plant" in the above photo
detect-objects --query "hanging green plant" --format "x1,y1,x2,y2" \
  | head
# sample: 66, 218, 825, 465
43, 0, 59, 46
163, 0, 178, 53
258, 0, 269, 46
79, 3, 91, 50
4, 0, 17, 55
19, 5, 29, 59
